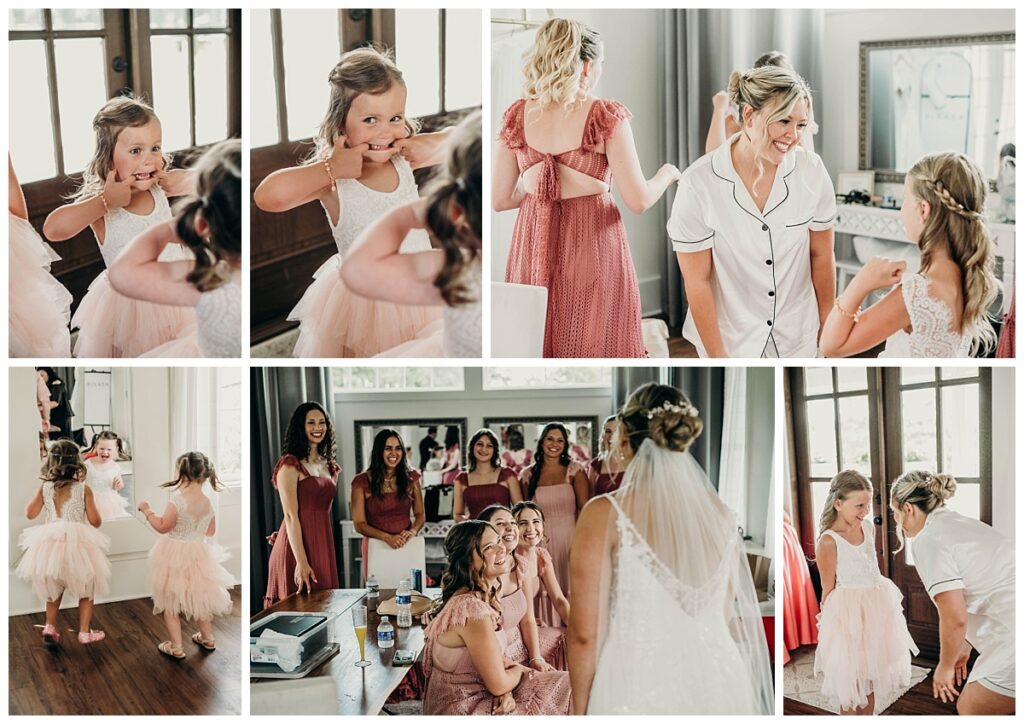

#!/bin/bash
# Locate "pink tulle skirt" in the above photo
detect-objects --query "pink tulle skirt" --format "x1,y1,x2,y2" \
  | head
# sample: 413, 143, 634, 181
287, 254, 441, 358
814, 580, 919, 711
16, 520, 111, 602
71, 271, 197, 358
140, 322, 201, 358
9, 214, 72, 358
93, 488, 130, 521
149, 537, 233, 621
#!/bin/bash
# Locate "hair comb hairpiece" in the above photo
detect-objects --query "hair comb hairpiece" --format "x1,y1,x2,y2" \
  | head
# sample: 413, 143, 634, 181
645, 400, 699, 420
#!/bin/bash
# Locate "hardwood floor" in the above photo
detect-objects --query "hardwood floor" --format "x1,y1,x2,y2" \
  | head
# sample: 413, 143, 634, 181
784, 655, 959, 716
9, 587, 241, 716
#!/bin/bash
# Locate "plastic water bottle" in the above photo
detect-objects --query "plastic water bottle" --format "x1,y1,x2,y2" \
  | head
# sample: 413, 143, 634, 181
366, 574, 380, 603
396, 578, 413, 628
377, 615, 394, 649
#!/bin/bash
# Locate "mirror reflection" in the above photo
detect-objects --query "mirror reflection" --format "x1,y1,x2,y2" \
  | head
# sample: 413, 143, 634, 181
484, 417, 599, 477
354, 420, 467, 486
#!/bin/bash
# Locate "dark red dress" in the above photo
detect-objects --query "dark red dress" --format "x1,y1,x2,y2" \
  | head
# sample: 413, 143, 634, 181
456, 467, 518, 519
263, 455, 340, 608
587, 457, 625, 496
352, 471, 418, 577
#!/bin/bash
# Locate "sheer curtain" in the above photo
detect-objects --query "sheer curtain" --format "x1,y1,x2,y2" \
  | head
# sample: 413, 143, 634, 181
717, 368, 748, 530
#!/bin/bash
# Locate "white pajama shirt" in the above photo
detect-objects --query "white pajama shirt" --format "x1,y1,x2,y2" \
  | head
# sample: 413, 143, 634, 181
668, 135, 836, 358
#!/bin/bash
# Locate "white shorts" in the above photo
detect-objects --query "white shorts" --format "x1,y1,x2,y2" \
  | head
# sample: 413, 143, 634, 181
971, 654, 1015, 698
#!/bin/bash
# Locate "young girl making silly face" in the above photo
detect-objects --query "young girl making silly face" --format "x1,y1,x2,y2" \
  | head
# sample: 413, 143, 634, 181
43, 95, 196, 358
83, 431, 130, 521
820, 152, 999, 358
254, 47, 452, 358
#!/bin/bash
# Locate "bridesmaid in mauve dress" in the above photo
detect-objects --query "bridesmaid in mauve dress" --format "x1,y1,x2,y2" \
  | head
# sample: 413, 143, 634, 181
587, 416, 626, 497
782, 511, 819, 663
454, 429, 524, 520
513, 500, 572, 630
351, 428, 425, 580
264, 402, 341, 608
422, 521, 571, 715
520, 423, 589, 626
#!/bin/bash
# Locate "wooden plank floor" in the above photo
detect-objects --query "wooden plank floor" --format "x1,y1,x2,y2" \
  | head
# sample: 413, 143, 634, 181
784, 655, 959, 716
9, 587, 241, 716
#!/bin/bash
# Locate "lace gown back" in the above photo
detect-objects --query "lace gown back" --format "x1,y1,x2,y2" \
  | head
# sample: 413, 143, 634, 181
879, 273, 972, 357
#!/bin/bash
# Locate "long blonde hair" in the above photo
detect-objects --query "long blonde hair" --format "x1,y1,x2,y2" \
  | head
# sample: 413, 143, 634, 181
71, 94, 171, 202
522, 18, 601, 112
907, 152, 999, 353
728, 65, 811, 193
817, 470, 872, 538
889, 470, 956, 553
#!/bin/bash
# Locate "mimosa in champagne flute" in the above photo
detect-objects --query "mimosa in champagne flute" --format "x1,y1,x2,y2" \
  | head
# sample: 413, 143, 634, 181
352, 605, 370, 668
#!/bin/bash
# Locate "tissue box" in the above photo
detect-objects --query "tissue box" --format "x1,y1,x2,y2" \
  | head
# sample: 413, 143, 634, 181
250, 612, 331, 670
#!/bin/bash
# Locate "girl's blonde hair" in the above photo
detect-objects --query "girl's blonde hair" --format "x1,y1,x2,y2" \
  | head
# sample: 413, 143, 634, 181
907, 152, 999, 353
305, 46, 417, 165
161, 451, 222, 491
728, 65, 811, 193
889, 470, 956, 552
41, 439, 87, 489
818, 470, 872, 538
522, 18, 601, 112
425, 111, 481, 307
176, 139, 241, 292
71, 94, 170, 202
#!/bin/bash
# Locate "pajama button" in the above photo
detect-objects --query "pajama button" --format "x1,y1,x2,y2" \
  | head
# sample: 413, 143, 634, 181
765, 259, 772, 265
766, 320, 772, 326
768, 291, 775, 297
761, 223, 768, 231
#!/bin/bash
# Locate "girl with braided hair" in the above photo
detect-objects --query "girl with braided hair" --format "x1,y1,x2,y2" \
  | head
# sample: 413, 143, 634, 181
821, 151, 999, 357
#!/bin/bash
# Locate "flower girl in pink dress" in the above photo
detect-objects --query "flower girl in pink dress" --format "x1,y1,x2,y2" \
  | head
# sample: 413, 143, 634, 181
138, 452, 233, 659
17, 440, 111, 645
815, 471, 918, 714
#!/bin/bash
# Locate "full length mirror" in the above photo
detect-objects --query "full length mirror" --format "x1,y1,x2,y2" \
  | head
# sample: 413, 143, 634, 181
354, 419, 469, 485
483, 416, 599, 476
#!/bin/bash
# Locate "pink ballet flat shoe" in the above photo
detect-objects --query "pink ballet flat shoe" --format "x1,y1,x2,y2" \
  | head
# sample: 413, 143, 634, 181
41, 624, 61, 645
77, 629, 106, 644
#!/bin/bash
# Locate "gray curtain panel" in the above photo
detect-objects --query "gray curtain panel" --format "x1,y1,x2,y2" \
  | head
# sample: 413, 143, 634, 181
250, 366, 340, 614
660, 8, 825, 328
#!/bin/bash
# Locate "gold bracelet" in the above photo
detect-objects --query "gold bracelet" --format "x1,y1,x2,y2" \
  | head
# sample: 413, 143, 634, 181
98, 193, 109, 214
322, 158, 336, 192
834, 297, 861, 322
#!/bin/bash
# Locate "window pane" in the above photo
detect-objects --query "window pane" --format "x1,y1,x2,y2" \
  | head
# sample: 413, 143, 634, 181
940, 367, 978, 381
151, 35, 193, 151
151, 9, 188, 29
194, 9, 228, 29
901, 388, 937, 472
806, 399, 837, 478
803, 367, 832, 396
901, 368, 935, 385
942, 384, 980, 476
216, 369, 241, 482
836, 367, 867, 393
333, 367, 465, 393
811, 481, 831, 540
946, 482, 981, 521
9, 9, 44, 30
482, 367, 612, 390
10, 40, 56, 182
838, 395, 871, 474
194, 34, 229, 145
444, 10, 481, 110
251, 9, 279, 147
281, 9, 341, 141
55, 38, 108, 174
395, 9, 440, 118
52, 9, 103, 31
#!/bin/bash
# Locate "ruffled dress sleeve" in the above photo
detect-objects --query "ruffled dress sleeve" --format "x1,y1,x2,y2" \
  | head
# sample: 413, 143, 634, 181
581, 99, 634, 152
270, 454, 303, 489
497, 99, 527, 150
422, 593, 500, 679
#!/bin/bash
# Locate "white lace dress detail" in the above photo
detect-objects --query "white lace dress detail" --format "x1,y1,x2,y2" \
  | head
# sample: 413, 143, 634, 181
196, 274, 241, 358
879, 273, 971, 358
99, 186, 188, 266
166, 493, 215, 542
821, 517, 883, 589
587, 496, 758, 714
443, 260, 482, 357
43, 481, 88, 523
325, 156, 431, 255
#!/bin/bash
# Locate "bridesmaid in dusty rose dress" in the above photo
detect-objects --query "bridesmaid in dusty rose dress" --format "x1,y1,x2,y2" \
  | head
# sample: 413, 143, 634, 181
478, 505, 566, 670
520, 423, 588, 626
453, 429, 524, 520
422, 521, 571, 715
351, 429, 425, 580
264, 402, 341, 608
513, 501, 572, 629
587, 415, 626, 497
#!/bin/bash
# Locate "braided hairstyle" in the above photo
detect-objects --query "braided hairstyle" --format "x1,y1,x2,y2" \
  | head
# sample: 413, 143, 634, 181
526, 422, 573, 500
177, 139, 241, 292
889, 470, 957, 553
41, 439, 87, 490
434, 520, 503, 618
162, 451, 223, 491
907, 152, 998, 353
426, 111, 481, 306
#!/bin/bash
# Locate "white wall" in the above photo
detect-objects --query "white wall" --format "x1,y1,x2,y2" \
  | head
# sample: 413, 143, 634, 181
9, 368, 242, 615
991, 367, 1014, 540
490, 9, 667, 315
821, 9, 1015, 188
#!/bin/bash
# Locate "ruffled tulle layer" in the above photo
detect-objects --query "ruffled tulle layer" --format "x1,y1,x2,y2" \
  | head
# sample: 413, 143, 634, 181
287, 254, 441, 358
149, 537, 233, 621
16, 520, 111, 602
93, 488, 130, 521
140, 322, 200, 358
376, 318, 445, 357
814, 581, 919, 710
9, 214, 72, 358
71, 271, 196, 358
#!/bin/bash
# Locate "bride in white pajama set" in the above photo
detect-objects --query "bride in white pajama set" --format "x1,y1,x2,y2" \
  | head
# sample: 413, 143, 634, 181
891, 471, 1015, 716
668, 64, 836, 358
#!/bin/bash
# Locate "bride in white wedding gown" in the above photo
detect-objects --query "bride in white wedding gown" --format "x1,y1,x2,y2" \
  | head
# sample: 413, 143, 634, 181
568, 383, 773, 714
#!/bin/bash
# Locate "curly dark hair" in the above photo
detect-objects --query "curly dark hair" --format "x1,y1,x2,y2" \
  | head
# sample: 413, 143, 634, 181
467, 428, 500, 472
365, 429, 413, 500
435, 520, 503, 619
526, 422, 572, 500
41, 439, 87, 489
282, 401, 337, 464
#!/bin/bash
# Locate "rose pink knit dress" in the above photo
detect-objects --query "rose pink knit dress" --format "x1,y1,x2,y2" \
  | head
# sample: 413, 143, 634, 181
499, 98, 646, 358
422, 593, 571, 715
502, 575, 567, 670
